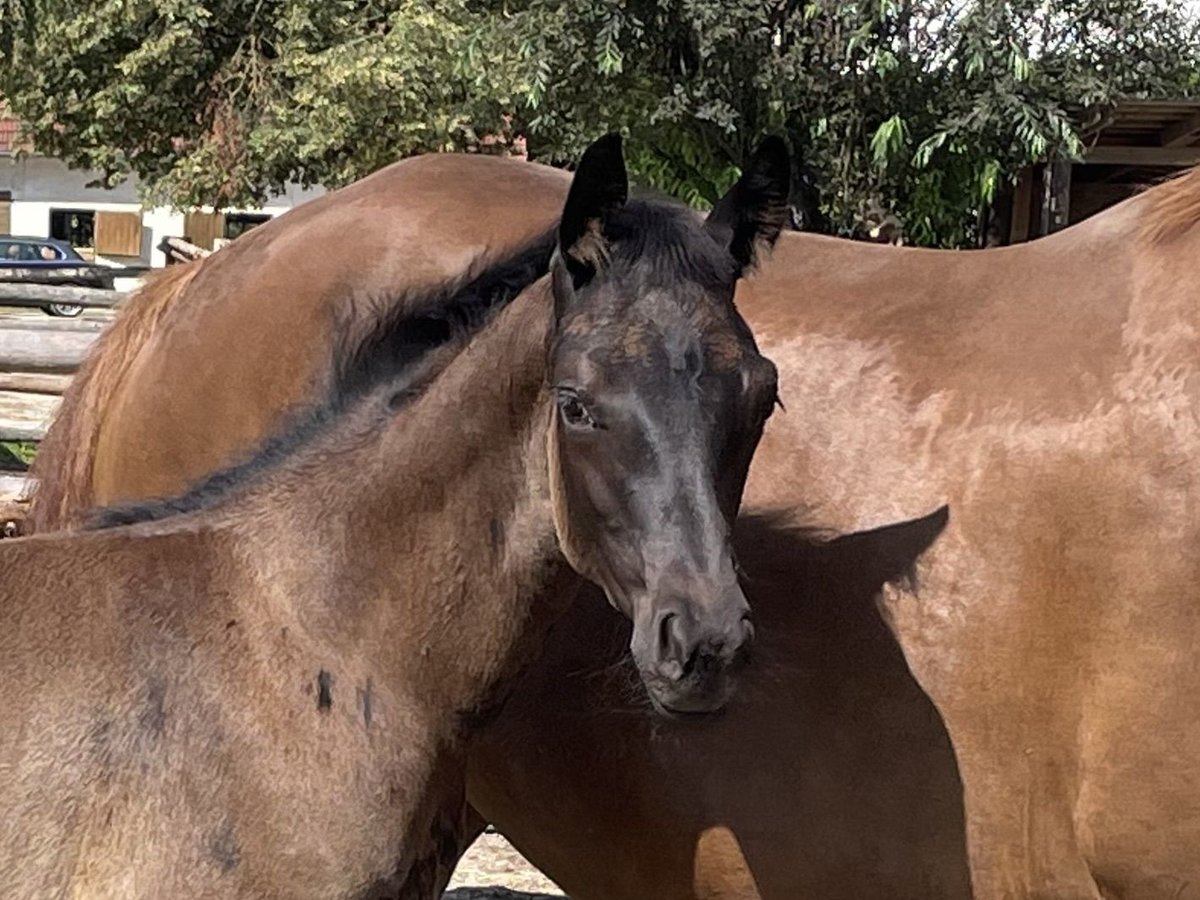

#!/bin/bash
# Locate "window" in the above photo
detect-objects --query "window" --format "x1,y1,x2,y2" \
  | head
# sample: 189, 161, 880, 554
224, 212, 271, 240
49, 208, 95, 249
0, 239, 38, 261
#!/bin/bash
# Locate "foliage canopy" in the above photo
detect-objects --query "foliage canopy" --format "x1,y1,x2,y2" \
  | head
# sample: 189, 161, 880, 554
2, 0, 1198, 245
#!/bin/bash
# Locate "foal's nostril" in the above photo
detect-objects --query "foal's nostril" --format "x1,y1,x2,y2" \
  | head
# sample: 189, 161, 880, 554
655, 611, 690, 680
657, 611, 678, 658
651, 605, 754, 683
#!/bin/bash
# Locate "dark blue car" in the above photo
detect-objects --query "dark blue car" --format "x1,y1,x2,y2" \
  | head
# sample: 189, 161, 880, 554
0, 235, 103, 317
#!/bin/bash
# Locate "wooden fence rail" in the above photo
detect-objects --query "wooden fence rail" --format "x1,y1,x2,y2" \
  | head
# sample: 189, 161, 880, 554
0, 389, 61, 442
0, 373, 73, 395
0, 321, 85, 437
0, 267, 118, 289
0, 283, 126, 309
0, 326, 100, 376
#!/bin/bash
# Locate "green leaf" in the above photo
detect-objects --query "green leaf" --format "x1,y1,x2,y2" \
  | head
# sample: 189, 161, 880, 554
870, 114, 908, 167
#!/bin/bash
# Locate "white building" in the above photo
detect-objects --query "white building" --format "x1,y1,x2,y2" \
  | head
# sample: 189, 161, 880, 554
0, 114, 325, 271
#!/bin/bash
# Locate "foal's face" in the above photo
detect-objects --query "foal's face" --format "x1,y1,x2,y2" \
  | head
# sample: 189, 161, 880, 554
548, 134, 790, 716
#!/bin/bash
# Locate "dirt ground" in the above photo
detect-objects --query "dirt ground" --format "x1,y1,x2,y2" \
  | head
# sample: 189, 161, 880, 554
443, 832, 567, 899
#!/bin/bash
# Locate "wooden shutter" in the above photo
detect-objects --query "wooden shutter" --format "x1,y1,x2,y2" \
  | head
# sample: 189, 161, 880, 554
183, 210, 226, 251
0, 200, 10, 236
94, 210, 143, 256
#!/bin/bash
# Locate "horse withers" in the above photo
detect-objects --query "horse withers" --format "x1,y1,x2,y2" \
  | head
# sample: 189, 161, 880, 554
0, 134, 789, 897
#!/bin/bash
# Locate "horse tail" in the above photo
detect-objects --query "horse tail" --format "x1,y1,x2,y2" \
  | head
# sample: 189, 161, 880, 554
25, 263, 202, 533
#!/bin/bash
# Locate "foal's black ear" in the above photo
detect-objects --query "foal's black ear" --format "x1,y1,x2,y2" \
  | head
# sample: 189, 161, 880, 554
555, 133, 629, 297
705, 136, 792, 273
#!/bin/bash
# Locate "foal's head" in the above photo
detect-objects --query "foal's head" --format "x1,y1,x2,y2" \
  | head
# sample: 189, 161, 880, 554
547, 134, 788, 716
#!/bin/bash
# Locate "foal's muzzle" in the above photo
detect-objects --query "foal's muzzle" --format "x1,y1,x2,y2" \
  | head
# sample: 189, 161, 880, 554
631, 592, 755, 717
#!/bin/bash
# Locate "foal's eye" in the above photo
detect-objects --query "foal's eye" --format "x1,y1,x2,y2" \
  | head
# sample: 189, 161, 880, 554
557, 392, 596, 430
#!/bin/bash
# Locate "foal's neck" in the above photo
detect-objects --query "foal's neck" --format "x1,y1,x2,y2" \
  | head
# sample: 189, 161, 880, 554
247, 280, 573, 736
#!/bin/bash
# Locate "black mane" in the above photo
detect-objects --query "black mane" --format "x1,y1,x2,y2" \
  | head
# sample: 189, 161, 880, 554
332, 227, 558, 407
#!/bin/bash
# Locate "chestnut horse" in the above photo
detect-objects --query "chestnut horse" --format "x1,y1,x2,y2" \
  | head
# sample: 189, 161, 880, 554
1, 134, 790, 897
31, 149, 1200, 897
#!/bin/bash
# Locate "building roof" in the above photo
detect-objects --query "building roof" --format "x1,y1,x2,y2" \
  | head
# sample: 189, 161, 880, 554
1081, 99, 1200, 167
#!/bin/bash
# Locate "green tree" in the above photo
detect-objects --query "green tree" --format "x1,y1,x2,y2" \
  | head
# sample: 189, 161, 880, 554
0, 0, 521, 205
3, 0, 1198, 246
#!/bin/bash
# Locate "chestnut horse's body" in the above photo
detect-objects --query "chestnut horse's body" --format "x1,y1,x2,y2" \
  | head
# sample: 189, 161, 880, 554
30, 155, 1200, 897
